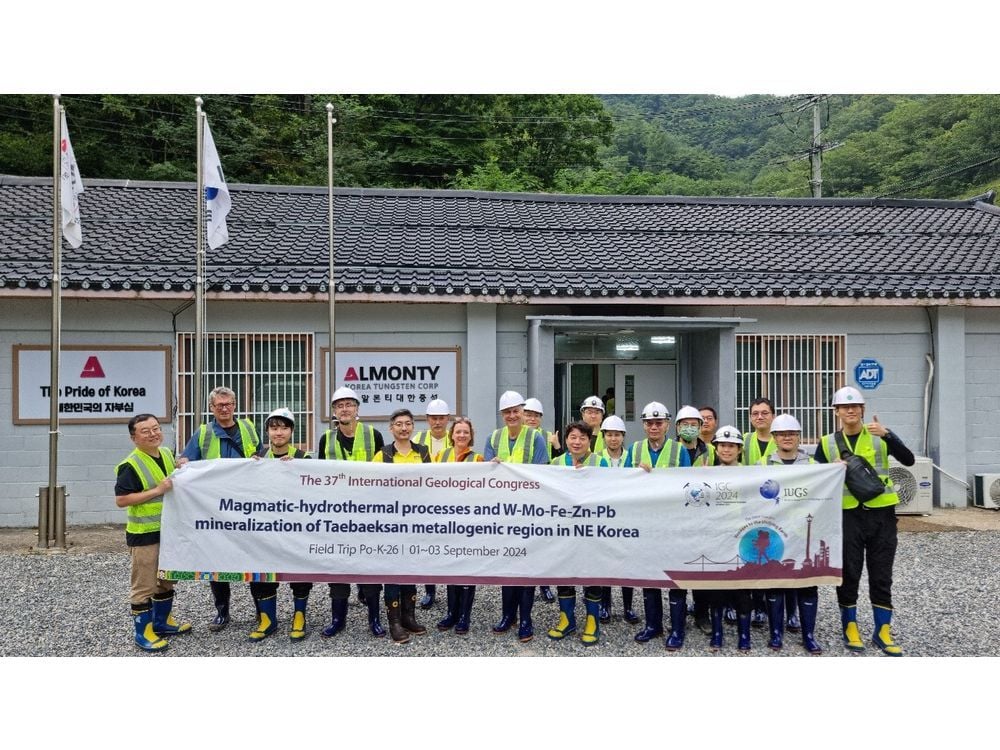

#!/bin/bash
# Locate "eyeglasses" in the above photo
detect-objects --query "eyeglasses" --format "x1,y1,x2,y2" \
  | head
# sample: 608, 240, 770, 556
750, 411, 772, 418
392, 421, 414, 428
212, 402, 235, 410
136, 427, 161, 437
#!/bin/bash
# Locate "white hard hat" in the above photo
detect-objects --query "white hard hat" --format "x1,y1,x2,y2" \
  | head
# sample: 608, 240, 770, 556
265, 407, 295, 427
580, 395, 606, 413
641, 402, 671, 421
771, 414, 802, 432
600, 415, 626, 433
498, 390, 526, 411
331, 386, 360, 405
713, 425, 743, 444
832, 386, 865, 406
675, 405, 703, 423
524, 397, 544, 414
426, 399, 450, 416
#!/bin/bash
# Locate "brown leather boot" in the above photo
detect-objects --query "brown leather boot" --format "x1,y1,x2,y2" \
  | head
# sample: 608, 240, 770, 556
386, 599, 409, 643
401, 593, 427, 635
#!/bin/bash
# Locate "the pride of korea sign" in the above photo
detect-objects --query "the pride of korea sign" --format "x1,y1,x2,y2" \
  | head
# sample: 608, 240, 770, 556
160, 460, 845, 589
13, 345, 171, 424
321, 347, 460, 420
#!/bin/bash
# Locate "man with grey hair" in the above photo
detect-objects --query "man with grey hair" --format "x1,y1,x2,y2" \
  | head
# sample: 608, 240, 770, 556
179, 386, 259, 632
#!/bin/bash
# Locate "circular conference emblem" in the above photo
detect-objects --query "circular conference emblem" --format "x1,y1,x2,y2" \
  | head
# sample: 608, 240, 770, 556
759, 478, 781, 503
739, 527, 785, 566
683, 481, 713, 507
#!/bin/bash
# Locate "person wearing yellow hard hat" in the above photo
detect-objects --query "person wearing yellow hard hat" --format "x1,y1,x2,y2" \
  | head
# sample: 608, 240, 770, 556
813, 386, 914, 656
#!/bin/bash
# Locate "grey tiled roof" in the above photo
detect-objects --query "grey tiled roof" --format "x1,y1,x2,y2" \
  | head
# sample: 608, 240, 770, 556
2, 175, 1000, 301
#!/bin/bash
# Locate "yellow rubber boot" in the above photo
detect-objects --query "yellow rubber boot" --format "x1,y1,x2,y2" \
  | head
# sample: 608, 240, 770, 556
547, 595, 576, 639
580, 598, 600, 646
133, 605, 169, 652
289, 596, 308, 641
840, 606, 865, 652
249, 595, 278, 641
872, 606, 903, 656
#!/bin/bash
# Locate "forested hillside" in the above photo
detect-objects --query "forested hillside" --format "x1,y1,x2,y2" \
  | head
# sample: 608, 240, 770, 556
2, 94, 997, 199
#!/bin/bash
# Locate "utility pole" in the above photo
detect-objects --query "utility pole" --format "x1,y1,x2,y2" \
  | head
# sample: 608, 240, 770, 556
810, 96, 823, 197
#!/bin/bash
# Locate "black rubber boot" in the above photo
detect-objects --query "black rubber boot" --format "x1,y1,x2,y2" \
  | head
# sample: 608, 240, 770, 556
634, 589, 663, 642
455, 587, 475, 635
766, 592, 784, 650
665, 591, 686, 651
622, 587, 639, 624
493, 586, 518, 633
437, 585, 460, 630
419, 584, 436, 610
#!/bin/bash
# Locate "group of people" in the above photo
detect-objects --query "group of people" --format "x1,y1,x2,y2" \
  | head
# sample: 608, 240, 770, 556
116, 382, 913, 656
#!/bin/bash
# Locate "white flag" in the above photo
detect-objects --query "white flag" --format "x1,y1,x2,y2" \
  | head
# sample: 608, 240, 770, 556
202, 116, 231, 250
60, 110, 84, 249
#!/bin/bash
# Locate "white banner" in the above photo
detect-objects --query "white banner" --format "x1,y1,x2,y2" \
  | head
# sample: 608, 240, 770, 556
160, 460, 845, 589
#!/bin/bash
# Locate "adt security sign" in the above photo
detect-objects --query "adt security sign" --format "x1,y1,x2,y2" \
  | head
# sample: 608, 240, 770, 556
854, 358, 884, 390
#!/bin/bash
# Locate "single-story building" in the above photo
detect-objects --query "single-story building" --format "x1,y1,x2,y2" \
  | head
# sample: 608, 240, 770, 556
2, 174, 998, 525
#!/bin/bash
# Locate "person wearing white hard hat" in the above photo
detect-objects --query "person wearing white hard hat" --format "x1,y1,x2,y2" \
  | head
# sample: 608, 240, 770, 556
178, 386, 259, 634
432, 417, 484, 635
663, 406, 713, 650
522, 397, 558, 603
484, 391, 549, 642
247, 408, 313, 642
757, 413, 821, 654
701, 425, 756, 652
579, 395, 607, 453
813, 386, 914, 656
413, 399, 453, 609
524, 397, 561, 460
625, 401, 690, 644
547, 421, 609, 646
317, 385, 387, 640
597, 414, 640, 625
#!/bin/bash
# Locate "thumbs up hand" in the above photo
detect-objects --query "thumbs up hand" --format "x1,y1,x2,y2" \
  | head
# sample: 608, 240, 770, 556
867, 414, 888, 437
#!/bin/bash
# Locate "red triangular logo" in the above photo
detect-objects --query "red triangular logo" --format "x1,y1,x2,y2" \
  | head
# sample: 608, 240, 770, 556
344, 366, 358, 381
80, 356, 106, 378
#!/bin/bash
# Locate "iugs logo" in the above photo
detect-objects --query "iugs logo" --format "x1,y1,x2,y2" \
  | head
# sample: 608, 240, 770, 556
683, 482, 713, 507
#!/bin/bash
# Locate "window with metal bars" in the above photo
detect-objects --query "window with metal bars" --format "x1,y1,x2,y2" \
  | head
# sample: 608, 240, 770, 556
735, 334, 845, 443
176, 333, 315, 451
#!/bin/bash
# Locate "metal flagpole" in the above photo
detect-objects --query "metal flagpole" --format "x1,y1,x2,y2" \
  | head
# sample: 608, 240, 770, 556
194, 98, 205, 439
39, 95, 65, 549
326, 103, 337, 430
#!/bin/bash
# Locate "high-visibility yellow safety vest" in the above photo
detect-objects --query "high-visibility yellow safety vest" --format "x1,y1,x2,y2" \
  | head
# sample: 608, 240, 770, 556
198, 419, 258, 459
435, 447, 482, 463
413, 430, 452, 452
116, 447, 175, 535
692, 444, 717, 467
489, 426, 540, 464
323, 423, 377, 461
821, 427, 899, 510
742, 431, 777, 466
761, 451, 814, 466
630, 439, 684, 468
551, 452, 606, 467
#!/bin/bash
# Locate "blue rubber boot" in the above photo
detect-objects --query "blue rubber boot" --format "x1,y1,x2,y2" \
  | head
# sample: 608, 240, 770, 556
548, 593, 577, 639
321, 597, 349, 638
493, 586, 518, 634
581, 594, 601, 646
634, 589, 664, 642
517, 587, 535, 642
249, 594, 278, 641
785, 590, 801, 631
539, 585, 556, 603
665, 592, 686, 651
454, 587, 475, 635
800, 594, 822, 654
709, 606, 724, 650
151, 592, 192, 636
365, 593, 386, 638
133, 602, 169, 652
419, 584, 436, 610
289, 594, 309, 641
872, 605, 903, 656
599, 587, 612, 623
841, 605, 865, 652
622, 587, 640, 624
766, 592, 784, 650
737, 613, 752, 651
437, 585, 460, 631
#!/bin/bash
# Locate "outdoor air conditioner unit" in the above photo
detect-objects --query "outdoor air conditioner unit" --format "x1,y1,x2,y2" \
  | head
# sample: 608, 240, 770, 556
973, 474, 1000, 510
889, 456, 933, 515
